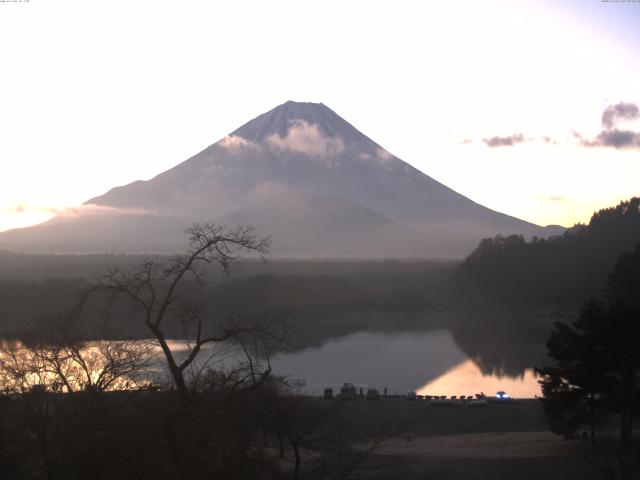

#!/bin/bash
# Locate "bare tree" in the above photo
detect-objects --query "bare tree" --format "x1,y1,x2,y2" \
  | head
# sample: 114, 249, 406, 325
263, 382, 381, 480
0, 341, 58, 479
0, 327, 156, 475
0, 341, 57, 395
33, 339, 154, 393
81, 224, 271, 401
0, 321, 154, 397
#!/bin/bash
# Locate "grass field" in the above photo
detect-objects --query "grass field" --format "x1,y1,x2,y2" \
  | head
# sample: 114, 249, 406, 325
332, 398, 603, 480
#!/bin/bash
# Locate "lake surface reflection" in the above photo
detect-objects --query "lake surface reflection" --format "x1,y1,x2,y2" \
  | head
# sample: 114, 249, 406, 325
272, 329, 542, 398
419, 359, 540, 398
0, 314, 548, 398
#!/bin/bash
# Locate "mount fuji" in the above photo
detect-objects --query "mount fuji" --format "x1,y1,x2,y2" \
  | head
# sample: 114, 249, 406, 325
0, 101, 563, 257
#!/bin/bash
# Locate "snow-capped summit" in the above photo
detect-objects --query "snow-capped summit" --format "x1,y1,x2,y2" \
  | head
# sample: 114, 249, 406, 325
0, 101, 563, 256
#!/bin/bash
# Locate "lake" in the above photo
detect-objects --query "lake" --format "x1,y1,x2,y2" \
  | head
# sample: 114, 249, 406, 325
1, 313, 548, 399
271, 328, 542, 398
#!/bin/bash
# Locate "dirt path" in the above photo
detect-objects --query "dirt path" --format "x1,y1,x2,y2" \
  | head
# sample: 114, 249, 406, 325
375, 431, 580, 458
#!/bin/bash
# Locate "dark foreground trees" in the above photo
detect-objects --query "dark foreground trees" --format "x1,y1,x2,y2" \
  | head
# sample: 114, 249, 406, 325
0, 223, 374, 480
536, 301, 640, 445
0, 354, 369, 479
536, 244, 640, 479
0, 328, 155, 479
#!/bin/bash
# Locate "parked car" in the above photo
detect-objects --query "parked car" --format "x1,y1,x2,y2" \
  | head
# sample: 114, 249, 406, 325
430, 397, 453, 407
406, 391, 417, 401
488, 391, 514, 403
366, 388, 380, 400
339, 383, 357, 400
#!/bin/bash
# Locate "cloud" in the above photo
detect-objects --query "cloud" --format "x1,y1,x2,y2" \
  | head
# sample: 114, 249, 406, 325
266, 119, 345, 158
218, 134, 258, 152
58, 204, 151, 218
475, 102, 639, 151
0, 204, 148, 222
575, 102, 640, 150
601, 102, 639, 129
482, 134, 525, 148
376, 147, 393, 162
356, 148, 394, 164
535, 195, 566, 204
580, 129, 640, 150
1, 204, 61, 215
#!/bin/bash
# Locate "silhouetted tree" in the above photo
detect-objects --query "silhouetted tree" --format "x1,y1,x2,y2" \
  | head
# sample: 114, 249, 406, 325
536, 301, 610, 441
0, 317, 157, 480
81, 223, 272, 401
537, 245, 640, 452
607, 242, 640, 308
538, 303, 640, 444
263, 382, 378, 480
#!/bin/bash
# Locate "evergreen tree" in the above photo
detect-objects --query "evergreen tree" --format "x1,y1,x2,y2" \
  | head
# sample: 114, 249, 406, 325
536, 244, 640, 446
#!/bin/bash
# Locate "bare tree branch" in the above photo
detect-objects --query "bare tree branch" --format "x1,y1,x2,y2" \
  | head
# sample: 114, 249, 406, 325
77, 223, 274, 401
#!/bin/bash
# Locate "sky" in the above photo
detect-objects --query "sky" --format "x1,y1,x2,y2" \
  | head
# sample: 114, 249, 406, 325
0, 0, 639, 232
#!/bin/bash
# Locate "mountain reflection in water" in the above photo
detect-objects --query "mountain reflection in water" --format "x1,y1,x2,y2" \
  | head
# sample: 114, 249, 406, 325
0, 313, 549, 398
272, 328, 543, 398
419, 359, 540, 398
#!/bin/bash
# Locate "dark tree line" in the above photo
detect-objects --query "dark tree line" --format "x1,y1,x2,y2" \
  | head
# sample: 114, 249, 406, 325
536, 243, 640, 479
0, 262, 455, 342
453, 197, 640, 309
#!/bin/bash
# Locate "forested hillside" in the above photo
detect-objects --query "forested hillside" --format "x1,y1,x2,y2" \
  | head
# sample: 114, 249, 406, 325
453, 197, 640, 308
